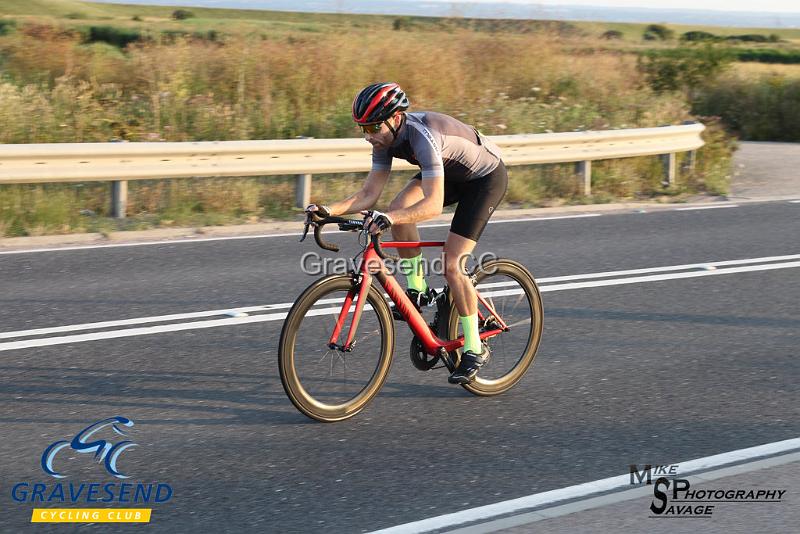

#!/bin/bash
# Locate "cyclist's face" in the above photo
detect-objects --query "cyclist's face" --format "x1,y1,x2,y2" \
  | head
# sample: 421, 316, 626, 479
361, 114, 399, 149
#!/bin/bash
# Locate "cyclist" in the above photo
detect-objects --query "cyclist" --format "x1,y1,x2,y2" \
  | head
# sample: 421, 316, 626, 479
306, 82, 508, 385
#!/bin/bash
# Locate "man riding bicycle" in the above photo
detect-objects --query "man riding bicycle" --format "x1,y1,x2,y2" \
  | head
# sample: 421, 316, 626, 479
306, 82, 508, 385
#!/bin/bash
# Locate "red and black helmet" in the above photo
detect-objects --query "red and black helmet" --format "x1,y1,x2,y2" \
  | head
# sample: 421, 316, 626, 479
352, 82, 410, 124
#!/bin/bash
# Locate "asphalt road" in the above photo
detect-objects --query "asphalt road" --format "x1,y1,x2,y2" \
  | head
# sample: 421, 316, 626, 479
0, 200, 798, 533
733, 142, 800, 199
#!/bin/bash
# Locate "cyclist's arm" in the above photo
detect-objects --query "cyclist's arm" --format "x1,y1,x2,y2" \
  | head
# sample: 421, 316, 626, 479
327, 168, 390, 216
386, 120, 445, 224
387, 175, 444, 225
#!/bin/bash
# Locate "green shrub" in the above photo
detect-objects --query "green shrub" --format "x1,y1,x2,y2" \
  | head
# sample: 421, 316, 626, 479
86, 25, 143, 48
171, 10, 194, 20
601, 30, 623, 40
639, 45, 733, 93
681, 31, 717, 42
734, 48, 800, 64
393, 17, 413, 31
0, 19, 16, 36
725, 34, 770, 43
694, 75, 800, 141
644, 24, 674, 41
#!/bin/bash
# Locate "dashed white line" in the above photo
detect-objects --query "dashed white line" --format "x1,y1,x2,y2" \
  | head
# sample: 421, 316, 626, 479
2, 254, 797, 341
0, 256, 798, 352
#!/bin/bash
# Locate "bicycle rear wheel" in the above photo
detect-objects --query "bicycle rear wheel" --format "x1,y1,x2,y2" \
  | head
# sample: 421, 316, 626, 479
447, 258, 543, 396
279, 275, 395, 422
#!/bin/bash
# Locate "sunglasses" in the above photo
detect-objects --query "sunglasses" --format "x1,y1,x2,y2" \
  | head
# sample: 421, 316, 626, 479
358, 122, 383, 134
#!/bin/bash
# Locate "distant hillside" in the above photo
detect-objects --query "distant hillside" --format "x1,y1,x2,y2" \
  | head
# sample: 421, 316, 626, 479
84, 0, 800, 29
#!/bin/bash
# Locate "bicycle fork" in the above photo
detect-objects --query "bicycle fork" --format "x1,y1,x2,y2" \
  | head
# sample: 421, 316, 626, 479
327, 271, 371, 353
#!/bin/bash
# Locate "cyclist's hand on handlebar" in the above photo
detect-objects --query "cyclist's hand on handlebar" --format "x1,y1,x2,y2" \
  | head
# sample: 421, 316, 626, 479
304, 204, 331, 223
361, 209, 393, 236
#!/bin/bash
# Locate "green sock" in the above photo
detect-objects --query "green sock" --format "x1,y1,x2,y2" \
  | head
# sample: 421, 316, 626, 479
402, 254, 428, 292
460, 314, 481, 354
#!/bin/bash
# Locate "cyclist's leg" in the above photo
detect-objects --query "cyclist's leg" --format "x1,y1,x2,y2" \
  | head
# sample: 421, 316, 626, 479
444, 161, 508, 316
444, 162, 508, 383
443, 232, 479, 335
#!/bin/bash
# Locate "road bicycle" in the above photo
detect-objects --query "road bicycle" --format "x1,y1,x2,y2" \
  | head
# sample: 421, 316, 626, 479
278, 212, 544, 422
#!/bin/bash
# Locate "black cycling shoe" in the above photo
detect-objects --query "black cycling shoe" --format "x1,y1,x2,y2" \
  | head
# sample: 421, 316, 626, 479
392, 287, 440, 321
448, 346, 491, 385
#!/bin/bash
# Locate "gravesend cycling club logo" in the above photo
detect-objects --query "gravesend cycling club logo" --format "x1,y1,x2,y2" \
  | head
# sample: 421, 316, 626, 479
42, 416, 137, 479
10, 416, 173, 524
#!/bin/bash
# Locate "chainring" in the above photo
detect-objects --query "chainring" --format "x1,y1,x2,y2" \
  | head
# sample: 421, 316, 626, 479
409, 336, 439, 371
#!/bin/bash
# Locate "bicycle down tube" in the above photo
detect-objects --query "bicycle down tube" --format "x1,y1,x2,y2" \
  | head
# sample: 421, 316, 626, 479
332, 240, 506, 356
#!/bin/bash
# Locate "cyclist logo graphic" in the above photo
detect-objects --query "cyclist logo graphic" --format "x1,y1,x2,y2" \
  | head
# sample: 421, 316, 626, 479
41, 416, 137, 479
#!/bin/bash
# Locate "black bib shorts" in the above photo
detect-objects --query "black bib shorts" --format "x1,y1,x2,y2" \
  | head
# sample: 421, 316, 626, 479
413, 160, 508, 242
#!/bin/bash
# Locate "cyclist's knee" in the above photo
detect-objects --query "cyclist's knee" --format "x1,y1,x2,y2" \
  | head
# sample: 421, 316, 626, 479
443, 253, 467, 282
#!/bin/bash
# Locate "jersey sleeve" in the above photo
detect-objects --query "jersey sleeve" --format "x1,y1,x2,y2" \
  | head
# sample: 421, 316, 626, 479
408, 123, 445, 179
372, 147, 392, 172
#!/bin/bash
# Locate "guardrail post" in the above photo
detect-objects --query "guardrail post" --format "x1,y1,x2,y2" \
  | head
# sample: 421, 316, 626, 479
294, 136, 313, 208
662, 153, 677, 187
683, 150, 697, 173
111, 180, 128, 219
575, 161, 592, 196
296, 174, 312, 209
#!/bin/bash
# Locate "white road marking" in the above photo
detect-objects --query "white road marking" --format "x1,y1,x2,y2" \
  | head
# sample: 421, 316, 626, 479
790, 200, 800, 203
0, 214, 603, 255
0, 304, 286, 340
4, 254, 797, 342
674, 204, 739, 211
539, 260, 800, 292
411, 214, 602, 229
486, 214, 603, 224
0, 256, 798, 352
365, 437, 800, 534
446, 450, 800, 533
0, 312, 290, 352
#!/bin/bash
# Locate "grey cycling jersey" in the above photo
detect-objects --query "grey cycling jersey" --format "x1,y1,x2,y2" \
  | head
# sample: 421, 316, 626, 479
372, 112, 502, 182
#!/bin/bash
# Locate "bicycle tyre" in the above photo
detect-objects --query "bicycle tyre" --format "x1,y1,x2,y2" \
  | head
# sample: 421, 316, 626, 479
446, 258, 543, 396
279, 274, 395, 422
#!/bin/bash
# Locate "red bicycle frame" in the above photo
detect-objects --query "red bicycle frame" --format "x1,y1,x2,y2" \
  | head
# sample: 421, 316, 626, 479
328, 240, 507, 355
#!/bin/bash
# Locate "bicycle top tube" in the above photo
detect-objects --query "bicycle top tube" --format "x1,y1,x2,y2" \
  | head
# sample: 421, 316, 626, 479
381, 241, 445, 249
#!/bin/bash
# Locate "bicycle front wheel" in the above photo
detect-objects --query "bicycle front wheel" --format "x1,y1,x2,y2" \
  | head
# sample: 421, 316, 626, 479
447, 258, 543, 396
279, 275, 395, 422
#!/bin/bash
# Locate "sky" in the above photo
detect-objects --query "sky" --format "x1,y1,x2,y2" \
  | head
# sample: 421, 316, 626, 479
419, 0, 800, 13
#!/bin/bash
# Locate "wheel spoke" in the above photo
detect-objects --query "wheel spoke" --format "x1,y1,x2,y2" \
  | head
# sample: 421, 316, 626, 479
455, 265, 542, 393
279, 277, 393, 421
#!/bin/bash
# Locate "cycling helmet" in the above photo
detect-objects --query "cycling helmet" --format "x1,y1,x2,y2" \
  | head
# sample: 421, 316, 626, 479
352, 82, 409, 124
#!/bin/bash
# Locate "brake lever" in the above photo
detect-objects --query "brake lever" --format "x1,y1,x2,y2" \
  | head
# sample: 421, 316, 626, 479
300, 211, 321, 242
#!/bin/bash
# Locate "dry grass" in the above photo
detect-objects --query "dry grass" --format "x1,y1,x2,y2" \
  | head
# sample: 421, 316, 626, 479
0, 19, 732, 236
733, 61, 800, 78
